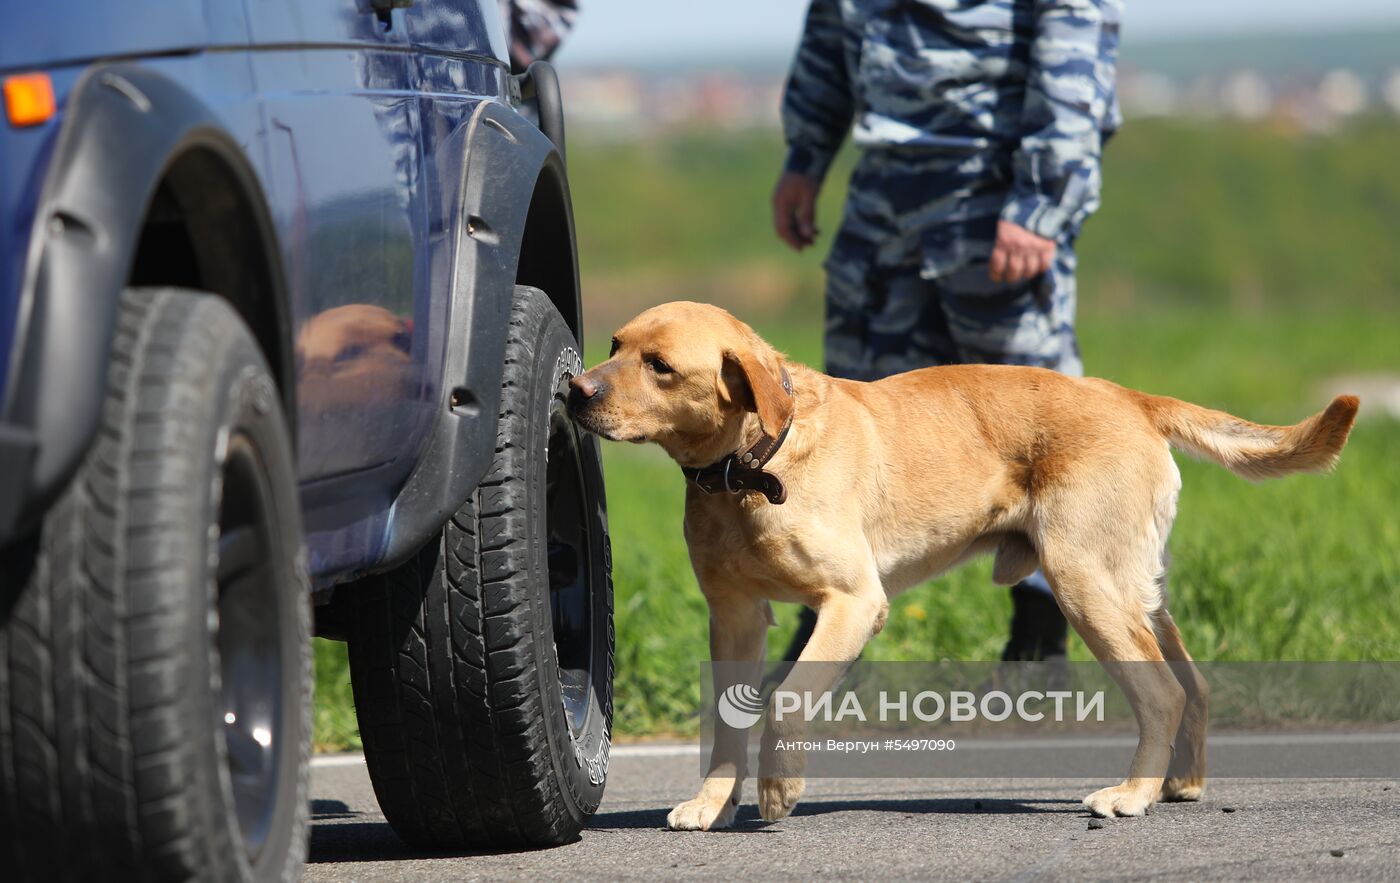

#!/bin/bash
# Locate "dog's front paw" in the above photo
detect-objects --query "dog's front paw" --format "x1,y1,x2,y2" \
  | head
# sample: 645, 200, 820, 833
1083, 781, 1156, 818
758, 776, 805, 821
1159, 776, 1206, 802
666, 795, 739, 831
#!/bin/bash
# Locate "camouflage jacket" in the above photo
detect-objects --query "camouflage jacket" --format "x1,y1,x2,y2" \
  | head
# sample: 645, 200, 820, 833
500, 0, 578, 73
782, 0, 1122, 242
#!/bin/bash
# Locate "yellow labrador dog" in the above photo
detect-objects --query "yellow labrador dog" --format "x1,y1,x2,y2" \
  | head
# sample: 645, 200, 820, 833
567, 301, 1358, 829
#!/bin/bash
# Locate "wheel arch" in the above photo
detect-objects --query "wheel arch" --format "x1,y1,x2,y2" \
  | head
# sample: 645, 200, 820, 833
516, 155, 582, 347
1, 63, 292, 539
368, 100, 583, 582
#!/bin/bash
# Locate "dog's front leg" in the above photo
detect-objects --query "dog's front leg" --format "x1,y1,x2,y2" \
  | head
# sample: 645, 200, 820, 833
758, 588, 888, 822
666, 593, 770, 831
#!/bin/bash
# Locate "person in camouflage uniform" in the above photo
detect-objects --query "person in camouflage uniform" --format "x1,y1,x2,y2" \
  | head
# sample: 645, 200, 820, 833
773, 0, 1123, 662
500, 0, 578, 73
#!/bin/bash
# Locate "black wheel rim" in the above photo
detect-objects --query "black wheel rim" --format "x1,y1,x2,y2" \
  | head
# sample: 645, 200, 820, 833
546, 399, 594, 738
216, 434, 283, 864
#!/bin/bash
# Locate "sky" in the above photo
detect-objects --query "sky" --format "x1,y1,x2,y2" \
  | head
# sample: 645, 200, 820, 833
554, 0, 1400, 68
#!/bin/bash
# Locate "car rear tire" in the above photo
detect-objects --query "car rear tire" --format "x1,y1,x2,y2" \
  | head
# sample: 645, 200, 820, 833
0, 288, 311, 882
346, 284, 613, 848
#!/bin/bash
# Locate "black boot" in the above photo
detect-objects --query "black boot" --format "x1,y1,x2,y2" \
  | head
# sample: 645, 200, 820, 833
781, 606, 818, 662
1001, 582, 1068, 662
757, 607, 819, 692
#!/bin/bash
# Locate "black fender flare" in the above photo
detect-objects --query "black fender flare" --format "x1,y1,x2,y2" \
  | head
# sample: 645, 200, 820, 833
0, 63, 291, 539
377, 98, 579, 572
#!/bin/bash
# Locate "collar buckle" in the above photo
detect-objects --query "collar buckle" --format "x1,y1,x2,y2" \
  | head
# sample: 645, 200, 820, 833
683, 365, 794, 505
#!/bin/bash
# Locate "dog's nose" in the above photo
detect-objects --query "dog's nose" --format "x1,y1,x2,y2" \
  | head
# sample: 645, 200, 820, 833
568, 374, 604, 408
570, 375, 601, 399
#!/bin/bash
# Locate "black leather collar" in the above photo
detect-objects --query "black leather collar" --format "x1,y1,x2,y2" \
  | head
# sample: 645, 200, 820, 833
682, 367, 793, 505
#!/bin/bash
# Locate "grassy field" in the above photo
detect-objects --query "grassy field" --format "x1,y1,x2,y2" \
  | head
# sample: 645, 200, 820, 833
568, 117, 1400, 324
312, 119, 1400, 751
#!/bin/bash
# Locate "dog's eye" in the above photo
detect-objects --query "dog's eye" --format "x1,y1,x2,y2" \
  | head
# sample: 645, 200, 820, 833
609, 338, 620, 356
645, 355, 674, 375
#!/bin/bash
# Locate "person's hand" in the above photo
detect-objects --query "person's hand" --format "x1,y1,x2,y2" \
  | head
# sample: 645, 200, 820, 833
772, 171, 821, 251
989, 220, 1056, 284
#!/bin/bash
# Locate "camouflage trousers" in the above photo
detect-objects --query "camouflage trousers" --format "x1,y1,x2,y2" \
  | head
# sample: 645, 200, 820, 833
823, 150, 1084, 382
821, 150, 1080, 600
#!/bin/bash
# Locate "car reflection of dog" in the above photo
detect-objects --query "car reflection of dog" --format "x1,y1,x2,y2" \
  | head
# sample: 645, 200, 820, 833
296, 304, 416, 475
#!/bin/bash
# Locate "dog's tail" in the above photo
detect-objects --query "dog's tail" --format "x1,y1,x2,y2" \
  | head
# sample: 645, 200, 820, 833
1136, 392, 1359, 481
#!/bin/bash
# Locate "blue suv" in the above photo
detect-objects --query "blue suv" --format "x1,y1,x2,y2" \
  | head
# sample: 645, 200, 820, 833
0, 2, 612, 878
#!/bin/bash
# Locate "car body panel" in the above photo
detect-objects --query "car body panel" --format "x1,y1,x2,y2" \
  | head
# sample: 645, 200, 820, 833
404, 0, 510, 63
253, 48, 431, 484
0, 2, 249, 76
0, 2, 576, 588
240, 2, 510, 577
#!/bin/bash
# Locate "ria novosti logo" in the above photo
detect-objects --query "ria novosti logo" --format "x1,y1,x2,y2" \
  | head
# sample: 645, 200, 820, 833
716, 684, 766, 729
716, 685, 1107, 730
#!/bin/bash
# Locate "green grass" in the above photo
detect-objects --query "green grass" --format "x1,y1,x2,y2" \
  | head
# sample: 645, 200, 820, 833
312, 119, 1400, 750
312, 639, 359, 753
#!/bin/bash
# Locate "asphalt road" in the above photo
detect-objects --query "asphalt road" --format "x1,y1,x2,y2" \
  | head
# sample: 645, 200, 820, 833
306, 740, 1398, 882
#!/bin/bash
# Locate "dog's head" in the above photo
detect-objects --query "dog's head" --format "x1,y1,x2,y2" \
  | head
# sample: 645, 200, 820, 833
568, 302, 793, 467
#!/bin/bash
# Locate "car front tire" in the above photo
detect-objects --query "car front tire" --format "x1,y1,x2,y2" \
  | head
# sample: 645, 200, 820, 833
346, 284, 613, 848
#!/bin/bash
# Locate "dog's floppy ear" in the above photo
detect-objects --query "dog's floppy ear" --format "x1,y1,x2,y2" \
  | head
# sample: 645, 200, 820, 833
720, 347, 792, 438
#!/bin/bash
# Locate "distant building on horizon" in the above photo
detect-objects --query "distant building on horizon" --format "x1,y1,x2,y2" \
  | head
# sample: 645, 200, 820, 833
561, 58, 1399, 138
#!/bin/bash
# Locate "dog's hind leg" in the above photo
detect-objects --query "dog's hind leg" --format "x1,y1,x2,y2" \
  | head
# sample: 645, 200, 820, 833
1153, 607, 1209, 802
1141, 462, 1208, 801
1041, 555, 1186, 818
757, 580, 888, 822
666, 592, 770, 831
